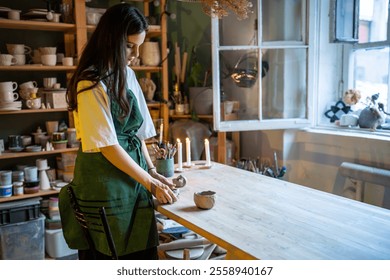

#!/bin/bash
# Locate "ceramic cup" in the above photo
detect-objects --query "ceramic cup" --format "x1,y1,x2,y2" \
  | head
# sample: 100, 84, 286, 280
0, 170, 12, 186
8, 10, 21, 20
40, 54, 57, 66
24, 166, 38, 182
43, 77, 57, 88
156, 158, 174, 178
0, 81, 18, 92
19, 81, 38, 90
62, 57, 73, 66
0, 54, 17, 66
21, 135, 32, 147
46, 121, 59, 135
26, 97, 42, 109
0, 91, 19, 102
140, 42, 161, 66
36, 158, 49, 170
19, 87, 38, 100
194, 191, 216, 210
8, 135, 23, 149
6, 44, 31, 55
53, 83, 61, 89
13, 54, 26, 65
39, 47, 57, 55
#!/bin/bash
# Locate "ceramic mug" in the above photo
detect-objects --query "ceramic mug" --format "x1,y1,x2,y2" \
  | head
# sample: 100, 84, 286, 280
13, 54, 26, 65
62, 57, 73, 66
24, 166, 38, 182
0, 54, 17, 66
26, 97, 42, 109
19, 81, 38, 90
6, 44, 32, 55
0, 170, 12, 185
19, 87, 38, 100
8, 10, 21, 20
43, 77, 57, 88
8, 135, 23, 149
156, 158, 174, 178
0, 91, 19, 102
0, 81, 18, 92
40, 54, 57, 66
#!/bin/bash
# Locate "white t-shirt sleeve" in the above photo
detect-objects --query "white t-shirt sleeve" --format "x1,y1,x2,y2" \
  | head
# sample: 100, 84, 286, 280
74, 80, 118, 152
126, 67, 157, 140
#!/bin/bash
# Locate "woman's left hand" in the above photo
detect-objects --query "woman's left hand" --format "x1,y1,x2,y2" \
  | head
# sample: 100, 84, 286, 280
149, 168, 176, 189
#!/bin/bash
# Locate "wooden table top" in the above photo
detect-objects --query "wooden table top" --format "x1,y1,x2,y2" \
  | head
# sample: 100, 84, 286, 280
156, 162, 390, 260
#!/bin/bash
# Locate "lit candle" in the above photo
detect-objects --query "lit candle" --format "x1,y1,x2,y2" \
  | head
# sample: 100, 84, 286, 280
205, 138, 211, 166
159, 123, 163, 144
185, 137, 191, 166
177, 139, 182, 170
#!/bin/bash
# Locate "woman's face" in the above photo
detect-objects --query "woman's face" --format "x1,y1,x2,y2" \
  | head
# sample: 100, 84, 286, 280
126, 31, 146, 66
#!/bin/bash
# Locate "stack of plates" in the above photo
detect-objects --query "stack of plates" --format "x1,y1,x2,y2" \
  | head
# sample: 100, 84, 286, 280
0, 100, 22, 111
23, 8, 52, 21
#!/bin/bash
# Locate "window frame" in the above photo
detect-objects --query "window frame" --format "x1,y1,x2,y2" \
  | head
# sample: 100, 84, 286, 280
211, 0, 319, 132
344, 0, 390, 113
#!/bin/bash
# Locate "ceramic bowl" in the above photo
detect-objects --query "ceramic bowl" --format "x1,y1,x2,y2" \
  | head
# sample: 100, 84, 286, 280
194, 190, 216, 210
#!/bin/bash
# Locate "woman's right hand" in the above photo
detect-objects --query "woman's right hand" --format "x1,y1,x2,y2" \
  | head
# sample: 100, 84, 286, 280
150, 178, 177, 204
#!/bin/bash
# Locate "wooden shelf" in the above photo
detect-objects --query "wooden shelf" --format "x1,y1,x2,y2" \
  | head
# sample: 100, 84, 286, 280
87, 24, 161, 37
0, 108, 68, 115
170, 114, 213, 119
0, 189, 59, 203
0, 19, 75, 32
0, 148, 78, 160
130, 65, 162, 72
0, 65, 76, 71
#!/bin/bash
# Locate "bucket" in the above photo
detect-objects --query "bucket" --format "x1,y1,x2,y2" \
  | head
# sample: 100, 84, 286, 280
189, 87, 213, 115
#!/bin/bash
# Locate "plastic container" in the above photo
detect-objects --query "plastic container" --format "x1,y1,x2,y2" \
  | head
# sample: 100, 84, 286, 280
0, 184, 12, 198
0, 197, 41, 225
45, 228, 77, 259
0, 215, 45, 259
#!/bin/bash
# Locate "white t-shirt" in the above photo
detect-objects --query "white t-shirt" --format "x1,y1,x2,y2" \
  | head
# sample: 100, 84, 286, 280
74, 67, 156, 152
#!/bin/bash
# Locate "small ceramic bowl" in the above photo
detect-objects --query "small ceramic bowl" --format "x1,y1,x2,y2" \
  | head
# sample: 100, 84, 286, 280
194, 190, 216, 210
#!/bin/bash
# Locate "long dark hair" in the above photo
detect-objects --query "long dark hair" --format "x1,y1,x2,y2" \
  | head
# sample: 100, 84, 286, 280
66, 3, 148, 117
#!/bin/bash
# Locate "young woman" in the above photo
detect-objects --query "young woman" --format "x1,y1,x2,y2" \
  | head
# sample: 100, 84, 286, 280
59, 3, 177, 260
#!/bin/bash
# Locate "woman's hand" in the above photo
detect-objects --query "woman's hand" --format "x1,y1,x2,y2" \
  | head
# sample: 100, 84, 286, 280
149, 168, 176, 188
150, 177, 177, 204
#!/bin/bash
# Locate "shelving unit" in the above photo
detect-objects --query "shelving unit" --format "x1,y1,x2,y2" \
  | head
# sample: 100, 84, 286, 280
0, 0, 169, 203
0, 1, 80, 202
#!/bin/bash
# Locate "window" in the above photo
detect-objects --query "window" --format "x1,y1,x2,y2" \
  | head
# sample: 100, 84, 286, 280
349, 0, 390, 114
211, 1, 389, 135
211, 0, 316, 132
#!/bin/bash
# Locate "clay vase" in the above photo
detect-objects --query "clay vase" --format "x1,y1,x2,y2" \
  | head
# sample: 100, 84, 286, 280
140, 42, 161, 66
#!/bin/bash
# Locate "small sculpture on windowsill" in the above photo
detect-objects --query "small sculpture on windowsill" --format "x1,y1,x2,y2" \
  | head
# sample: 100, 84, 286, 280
357, 93, 385, 130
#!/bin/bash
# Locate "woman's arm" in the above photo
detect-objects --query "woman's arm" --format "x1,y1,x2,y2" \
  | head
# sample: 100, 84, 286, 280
100, 144, 177, 204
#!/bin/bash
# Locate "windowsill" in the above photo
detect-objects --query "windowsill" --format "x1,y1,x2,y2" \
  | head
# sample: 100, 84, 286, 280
301, 125, 390, 142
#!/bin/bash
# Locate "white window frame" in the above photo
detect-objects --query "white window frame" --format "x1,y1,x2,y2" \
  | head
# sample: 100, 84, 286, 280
211, 0, 319, 132
345, 0, 390, 113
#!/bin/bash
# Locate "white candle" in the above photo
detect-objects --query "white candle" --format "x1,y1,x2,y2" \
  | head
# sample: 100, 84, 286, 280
205, 138, 211, 166
177, 139, 182, 170
185, 137, 191, 166
159, 123, 163, 143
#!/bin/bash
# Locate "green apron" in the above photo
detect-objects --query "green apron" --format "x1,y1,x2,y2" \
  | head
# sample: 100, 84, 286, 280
59, 88, 158, 257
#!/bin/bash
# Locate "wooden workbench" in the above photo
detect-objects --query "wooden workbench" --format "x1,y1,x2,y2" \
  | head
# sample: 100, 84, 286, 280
155, 162, 390, 260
